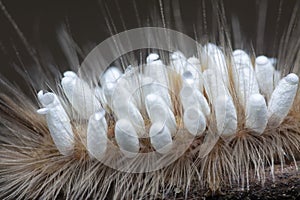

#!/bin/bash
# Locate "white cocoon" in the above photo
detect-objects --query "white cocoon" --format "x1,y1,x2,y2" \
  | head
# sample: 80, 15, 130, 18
100, 66, 122, 87
144, 54, 169, 86
194, 89, 211, 117
100, 67, 123, 105
182, 71, 196, 86
115, 119, 140, 158
187, 56, 201, 67
170, 51, 187, 74
232, 49, 252, 66
233, 67, 259, 106
94, 86, 107, 106
255, 55, 275, 100
102, 82, 117, 105
268, 73, 299, 127
180, 85, 196, 110
232, 54, 259, 106
183, 106, 206, 136
204, 43, 229, 86
180, 85, 210, 117
182, 68, 204, 92
146, 53, 159, 63
214, 94, 238, 136
87, 110, 108, 160
203, 69, 229, 104
245, 94, 268, 134
61, 71, 102, 119
111, 83, 136, 106
37, 91, 74, 156
149, 122, 173, 154
145, 94, 177, 134
141, 76, 172, 109
112, 100, 145, 134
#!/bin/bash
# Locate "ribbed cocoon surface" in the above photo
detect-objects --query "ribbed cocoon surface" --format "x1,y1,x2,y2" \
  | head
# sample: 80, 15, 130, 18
215, 94, 237, 136
268, 73, 299, 127
245, 94, 268, 134
183, 106, 206, 136
149, 122, 173, 154
145, 94, 177, 135
255, 56, 275, 100
180, 85, 210, 117
115, 119, 140, 158
87, 110, 108, 160
232, 53, 259, 106
37, 91, 74, 155
61, 71, 102, 119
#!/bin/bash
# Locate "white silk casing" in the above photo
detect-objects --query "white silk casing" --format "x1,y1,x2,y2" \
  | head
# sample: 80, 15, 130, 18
61, 71, 102, 119
268, 73, 299, 127
37, 91, 74, 155
115, 119, 140, 158
87, 110, 108, 160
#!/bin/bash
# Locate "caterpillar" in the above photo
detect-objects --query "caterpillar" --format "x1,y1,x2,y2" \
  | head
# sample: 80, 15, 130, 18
0, 0, 300, 199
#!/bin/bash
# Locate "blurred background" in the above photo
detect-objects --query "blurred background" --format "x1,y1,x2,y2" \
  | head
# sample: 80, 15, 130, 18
0, 0, 299, 90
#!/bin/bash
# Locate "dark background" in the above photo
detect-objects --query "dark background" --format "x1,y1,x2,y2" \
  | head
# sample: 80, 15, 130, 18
0, 0, 299, 88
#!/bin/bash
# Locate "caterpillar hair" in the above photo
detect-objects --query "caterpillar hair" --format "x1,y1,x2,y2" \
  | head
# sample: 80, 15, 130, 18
0, 0, 300, 199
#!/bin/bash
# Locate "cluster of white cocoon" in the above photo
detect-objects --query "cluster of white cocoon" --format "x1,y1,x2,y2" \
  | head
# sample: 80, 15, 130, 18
37, 43, 299, 158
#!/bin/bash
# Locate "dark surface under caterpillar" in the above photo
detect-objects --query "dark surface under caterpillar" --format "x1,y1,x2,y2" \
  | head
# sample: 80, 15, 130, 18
0, 0, 300, 199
